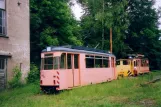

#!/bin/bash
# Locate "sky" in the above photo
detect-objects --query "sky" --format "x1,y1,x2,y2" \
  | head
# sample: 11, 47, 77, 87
71, 0, 161, 28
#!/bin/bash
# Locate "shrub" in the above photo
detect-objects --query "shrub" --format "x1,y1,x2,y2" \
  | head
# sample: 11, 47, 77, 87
8, 66, 22, 88
27, 64, 40, 84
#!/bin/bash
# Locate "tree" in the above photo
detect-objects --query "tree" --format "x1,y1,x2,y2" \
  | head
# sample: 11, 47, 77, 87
30, 0, 82, 64
79, 0, 129, 57
125, 0, 161, 69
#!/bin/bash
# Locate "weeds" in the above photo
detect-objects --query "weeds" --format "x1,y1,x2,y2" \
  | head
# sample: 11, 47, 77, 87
27, 64, 39, 84
8, 66, 22, 88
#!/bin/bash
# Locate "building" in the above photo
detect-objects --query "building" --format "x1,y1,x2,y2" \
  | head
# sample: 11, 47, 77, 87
0, 0, 30, 90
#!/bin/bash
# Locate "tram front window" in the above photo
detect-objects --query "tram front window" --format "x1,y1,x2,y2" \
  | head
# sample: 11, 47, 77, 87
123, 60, 129, 65
42, 56, 59, 70
44, 57, 53, 70
116, 61, 120, 65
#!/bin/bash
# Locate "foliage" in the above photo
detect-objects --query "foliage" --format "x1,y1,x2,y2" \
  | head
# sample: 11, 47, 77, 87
27, 64, 40, 84
30, 0, 83, 65
125, 0, 161, 70
79, 0, 161, 70
8, 66, 22, 88
79, 0, 130, 57
30, 0, 161, 70
1, 72, 161, 106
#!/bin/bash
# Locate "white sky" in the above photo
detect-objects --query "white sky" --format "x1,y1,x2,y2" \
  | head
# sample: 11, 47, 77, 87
70, 0, 84, 20
71, 0, 161, 28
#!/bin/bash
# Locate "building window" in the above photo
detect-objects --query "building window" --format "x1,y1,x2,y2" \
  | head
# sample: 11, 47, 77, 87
0, 58, 5, 70
0, 0, 6, 36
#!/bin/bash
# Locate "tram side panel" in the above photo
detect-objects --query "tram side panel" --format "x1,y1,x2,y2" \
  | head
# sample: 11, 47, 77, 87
138, 59, 150, 74
80, 54, 116, 86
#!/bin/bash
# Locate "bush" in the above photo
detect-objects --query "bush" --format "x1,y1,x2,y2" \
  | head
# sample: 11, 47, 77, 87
8, 66, 22, 88
27, 64, 40, 84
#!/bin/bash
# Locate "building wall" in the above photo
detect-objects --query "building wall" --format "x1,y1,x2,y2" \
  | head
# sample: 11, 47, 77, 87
0, 0, 30, 81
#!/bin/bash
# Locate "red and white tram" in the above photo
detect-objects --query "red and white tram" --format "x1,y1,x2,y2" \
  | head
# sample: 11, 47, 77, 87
40, 46, 117, 92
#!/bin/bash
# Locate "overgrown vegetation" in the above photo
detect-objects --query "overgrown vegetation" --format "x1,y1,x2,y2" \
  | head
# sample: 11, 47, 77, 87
30, 0, 82, 65
8, 66, 22, 88
27, 64, 40, 84
1, 71, 161, 107
78, 0, 161, 70
30, 0, 161, 70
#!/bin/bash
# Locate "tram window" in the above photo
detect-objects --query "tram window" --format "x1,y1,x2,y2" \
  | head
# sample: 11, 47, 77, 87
45, 54, 53, 57
67, 54, 72, 69
86, 55, 94, 68
53, 57, 59, 69
74, 54, 79, 69
141, 59, 149, 67
102, 57, 109, 67
116, 61, 120, 65
60, 53, 66, 69
141, 60, 145, 66
44, 57, 53, 70
103, 59, 109, 67
95, 56, 102, 68
123, 60, 129, 65
134, 61, 136, 66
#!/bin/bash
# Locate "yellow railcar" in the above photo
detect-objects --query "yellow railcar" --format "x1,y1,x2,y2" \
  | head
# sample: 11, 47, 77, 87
116, 56, 150, 77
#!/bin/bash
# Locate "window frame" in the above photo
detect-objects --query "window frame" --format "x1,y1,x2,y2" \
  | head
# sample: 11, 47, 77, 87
0, 0, 7, 37
85, 54, 110, 68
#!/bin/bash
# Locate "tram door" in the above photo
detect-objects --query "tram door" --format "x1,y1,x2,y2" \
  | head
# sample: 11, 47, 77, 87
0, 58, 7, 90
72, 54, 80, 87
67, 54, 80, 87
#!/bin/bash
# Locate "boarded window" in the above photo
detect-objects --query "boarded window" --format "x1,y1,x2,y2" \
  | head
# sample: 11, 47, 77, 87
0, 58, 5, 70
0, 57, 6, 90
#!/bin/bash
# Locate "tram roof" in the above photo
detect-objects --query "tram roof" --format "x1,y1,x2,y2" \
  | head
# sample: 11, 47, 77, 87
42, 45, 115, 57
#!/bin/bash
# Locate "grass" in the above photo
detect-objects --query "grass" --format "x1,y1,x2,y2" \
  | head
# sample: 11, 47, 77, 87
0, 71, 161, 107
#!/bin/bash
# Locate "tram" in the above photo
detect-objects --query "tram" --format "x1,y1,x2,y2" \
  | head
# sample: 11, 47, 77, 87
116, 54, 150, 77
40, 46, 117, 92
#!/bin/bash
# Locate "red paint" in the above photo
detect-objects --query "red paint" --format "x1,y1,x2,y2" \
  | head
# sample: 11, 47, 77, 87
57, 81, 59, 84
40, 80, 42, 84
57, 71, 59, 75
53, 80, 56, 85
57, 76, 59, 80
